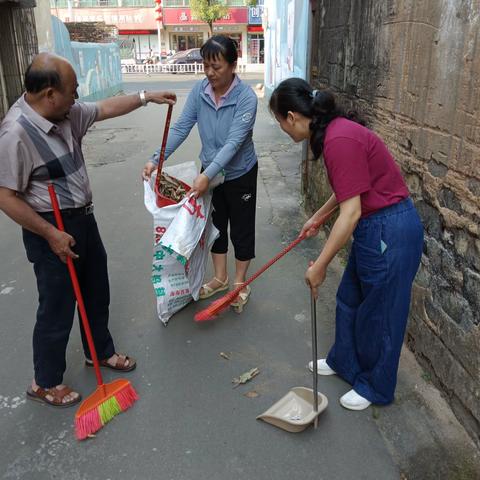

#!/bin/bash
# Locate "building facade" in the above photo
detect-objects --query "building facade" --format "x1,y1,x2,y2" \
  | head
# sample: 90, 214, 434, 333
0, 0, 39, 119
263, 0, 310, 95
50, 0, 264, 63
247, 0, 263, 64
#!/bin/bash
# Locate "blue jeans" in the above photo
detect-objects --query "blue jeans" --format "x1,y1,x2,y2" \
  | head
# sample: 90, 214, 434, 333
326, 198, 423, 404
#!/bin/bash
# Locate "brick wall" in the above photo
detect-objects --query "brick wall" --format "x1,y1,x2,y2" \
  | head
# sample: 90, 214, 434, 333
65, 21, 118, 43
306, 0, 480, 443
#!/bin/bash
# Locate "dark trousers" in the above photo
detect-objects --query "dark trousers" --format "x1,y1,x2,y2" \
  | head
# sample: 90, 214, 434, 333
211, 163, 258, 261
22, 212, 115, 388
326, 198, 424, 404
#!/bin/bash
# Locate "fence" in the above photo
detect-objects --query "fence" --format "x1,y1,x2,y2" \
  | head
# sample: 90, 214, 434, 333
121, 62, 264, 74
52, 15, 123, 101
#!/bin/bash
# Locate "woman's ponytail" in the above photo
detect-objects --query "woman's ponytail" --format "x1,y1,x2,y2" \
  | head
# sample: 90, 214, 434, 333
309, 90, 339, 159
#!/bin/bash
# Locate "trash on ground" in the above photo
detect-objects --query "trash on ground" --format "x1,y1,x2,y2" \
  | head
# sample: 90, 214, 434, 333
244, 390, 259, 398
232, 367, 260, 388
220, 352, 230, 360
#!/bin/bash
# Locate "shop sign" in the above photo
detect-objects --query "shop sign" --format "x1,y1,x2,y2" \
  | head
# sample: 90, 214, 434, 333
55, 7, 157, 29
213, 25, 242, 32
248, 0, 264, 25
171, 26, 203, 32
163, 7, 248, 25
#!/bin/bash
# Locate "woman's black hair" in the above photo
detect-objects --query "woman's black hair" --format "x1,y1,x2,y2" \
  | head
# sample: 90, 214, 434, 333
200, 35, 238, 64
269, 77, 365, 159
24, 63, 62, 94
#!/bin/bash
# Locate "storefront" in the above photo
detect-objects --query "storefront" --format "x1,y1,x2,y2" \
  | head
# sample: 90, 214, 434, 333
247, 0, 264, 64
163, 7, 248, 59
170, 31, 204, 52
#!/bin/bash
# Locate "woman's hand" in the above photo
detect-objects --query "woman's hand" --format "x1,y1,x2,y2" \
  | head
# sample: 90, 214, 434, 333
191, 173, 210, 198
305, 261, 327, 299
142, 161, 157, 181
300, 216, 321, 238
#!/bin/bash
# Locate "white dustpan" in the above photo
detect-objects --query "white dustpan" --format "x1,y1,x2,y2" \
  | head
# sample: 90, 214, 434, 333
257, 292, 328, 432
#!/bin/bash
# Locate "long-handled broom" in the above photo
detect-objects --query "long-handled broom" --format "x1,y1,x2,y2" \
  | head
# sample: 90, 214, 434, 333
48, 184, 139, 440
194, 205, 339, 322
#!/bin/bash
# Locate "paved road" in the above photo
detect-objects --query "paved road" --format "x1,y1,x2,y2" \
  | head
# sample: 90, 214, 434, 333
1, 74, 477, 480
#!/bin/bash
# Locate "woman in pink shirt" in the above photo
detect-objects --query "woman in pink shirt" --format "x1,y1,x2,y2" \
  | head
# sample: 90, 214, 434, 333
269, 78, 423, 411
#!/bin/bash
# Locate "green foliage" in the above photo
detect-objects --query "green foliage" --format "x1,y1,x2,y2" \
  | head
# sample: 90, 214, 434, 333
190, 0, 228, 34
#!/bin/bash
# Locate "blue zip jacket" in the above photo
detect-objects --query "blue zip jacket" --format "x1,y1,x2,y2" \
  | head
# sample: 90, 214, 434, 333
152, 77, 258, 181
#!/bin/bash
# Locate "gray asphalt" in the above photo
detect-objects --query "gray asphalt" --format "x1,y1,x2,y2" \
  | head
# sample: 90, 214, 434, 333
2, 73, 474, 480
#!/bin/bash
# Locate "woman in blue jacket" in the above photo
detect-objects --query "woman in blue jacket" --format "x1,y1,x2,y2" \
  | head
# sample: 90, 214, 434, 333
143, 36, 258, 312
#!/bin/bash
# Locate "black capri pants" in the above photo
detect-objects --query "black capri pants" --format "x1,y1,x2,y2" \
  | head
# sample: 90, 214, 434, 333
211, 163, 257, 261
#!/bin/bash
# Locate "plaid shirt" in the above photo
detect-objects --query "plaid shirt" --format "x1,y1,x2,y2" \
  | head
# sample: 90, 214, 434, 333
0, 95, 98, 212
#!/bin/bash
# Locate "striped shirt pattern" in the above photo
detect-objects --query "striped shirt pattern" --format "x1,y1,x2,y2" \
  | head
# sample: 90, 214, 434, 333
0, 95, 98, 212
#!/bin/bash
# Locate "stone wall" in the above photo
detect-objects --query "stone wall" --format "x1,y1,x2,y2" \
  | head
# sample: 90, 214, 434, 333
306, 0, 480, 443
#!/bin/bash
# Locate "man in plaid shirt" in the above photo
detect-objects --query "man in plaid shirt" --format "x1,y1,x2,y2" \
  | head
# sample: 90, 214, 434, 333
0, 53, 176, 407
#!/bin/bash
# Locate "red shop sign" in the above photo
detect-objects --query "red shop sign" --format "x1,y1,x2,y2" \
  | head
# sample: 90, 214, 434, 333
163, 7, 248, 25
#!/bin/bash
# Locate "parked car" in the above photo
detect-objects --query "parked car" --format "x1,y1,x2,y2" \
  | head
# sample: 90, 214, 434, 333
166, 48, 202, 66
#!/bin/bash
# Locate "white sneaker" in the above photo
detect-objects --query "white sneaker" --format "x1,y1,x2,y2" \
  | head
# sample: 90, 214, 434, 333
339, 389, 372, 411
307, 359, 336, 376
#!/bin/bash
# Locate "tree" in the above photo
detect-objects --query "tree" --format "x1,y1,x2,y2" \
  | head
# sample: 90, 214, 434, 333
190, 0, 259, 37
190, 0, 228, 37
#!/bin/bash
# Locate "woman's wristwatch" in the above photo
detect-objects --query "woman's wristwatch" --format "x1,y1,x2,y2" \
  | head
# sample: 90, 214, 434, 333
139, 90, 148, 106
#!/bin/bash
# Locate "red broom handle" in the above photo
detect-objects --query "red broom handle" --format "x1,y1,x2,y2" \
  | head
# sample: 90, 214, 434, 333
229, 205, 339, 299
154, 104, 173, 193
47, 184, 104, 387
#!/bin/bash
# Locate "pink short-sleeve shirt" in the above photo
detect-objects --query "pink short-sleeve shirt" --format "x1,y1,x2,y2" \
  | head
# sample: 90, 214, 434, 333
323, 117, 409, 217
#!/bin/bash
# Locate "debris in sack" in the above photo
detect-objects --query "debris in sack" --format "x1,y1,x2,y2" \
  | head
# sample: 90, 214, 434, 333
232, 367, 260, 388
220, 352, 230, 360
159, 172, 188, 203
244, 390, 259, 399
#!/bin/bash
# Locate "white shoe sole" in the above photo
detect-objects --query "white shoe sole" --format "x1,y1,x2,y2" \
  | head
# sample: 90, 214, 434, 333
339, 396, 371, 411
307, 360, 337, 376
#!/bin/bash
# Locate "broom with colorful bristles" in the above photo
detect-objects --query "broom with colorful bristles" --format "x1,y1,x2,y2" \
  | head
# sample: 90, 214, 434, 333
48, 184, 139, 440
194, 205, 339, 322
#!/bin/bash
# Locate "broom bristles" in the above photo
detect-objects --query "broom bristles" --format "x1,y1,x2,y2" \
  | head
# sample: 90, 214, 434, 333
75, 384, 139, 440
194, 290, 239, 322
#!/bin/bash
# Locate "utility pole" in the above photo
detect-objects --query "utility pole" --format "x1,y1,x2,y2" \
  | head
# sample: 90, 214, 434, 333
154, 0, 163, 63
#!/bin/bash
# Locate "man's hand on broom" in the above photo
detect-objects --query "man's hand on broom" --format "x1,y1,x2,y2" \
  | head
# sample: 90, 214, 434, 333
46, 228, 78, 263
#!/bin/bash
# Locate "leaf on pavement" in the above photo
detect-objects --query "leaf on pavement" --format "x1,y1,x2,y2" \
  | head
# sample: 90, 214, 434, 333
232, 367, 260, 388
244, 390, 259, 398
220, 352, 230, 360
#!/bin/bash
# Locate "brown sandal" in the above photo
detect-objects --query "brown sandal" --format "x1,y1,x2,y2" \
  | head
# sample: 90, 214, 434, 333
26, 385, 82, 408
85, 353, 137, 372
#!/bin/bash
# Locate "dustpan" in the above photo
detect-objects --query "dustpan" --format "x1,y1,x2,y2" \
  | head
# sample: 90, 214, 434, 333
257, 291, 328, 432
